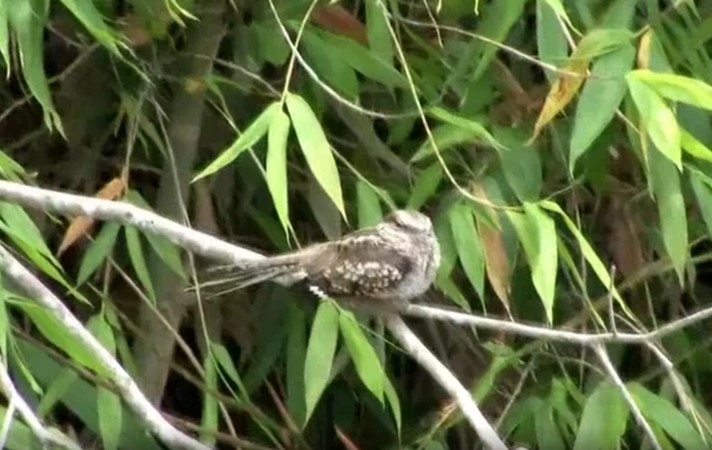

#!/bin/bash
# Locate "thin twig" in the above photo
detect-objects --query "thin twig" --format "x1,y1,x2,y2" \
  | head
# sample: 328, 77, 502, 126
592, 344, 662, 450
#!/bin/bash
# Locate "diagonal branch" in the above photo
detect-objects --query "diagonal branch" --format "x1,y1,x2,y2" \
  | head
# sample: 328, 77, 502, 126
0, 360, 82, 450
0, 245, 210, 450
385, 315, 508, 450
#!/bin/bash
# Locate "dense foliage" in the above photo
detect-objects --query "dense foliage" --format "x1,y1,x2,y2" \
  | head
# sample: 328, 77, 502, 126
2, 0, 712, 449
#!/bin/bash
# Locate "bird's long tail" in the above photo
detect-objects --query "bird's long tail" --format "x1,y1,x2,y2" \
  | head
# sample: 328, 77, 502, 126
190, 254, 303, 298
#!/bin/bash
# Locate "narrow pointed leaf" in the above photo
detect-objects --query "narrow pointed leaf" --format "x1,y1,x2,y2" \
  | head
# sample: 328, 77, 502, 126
339, 311, 384, 403
286, 93, 345, 217
626, 75, 681, 169
266, 107, 291, 235
193, 102, 278, 181
303, 301, 340, 426
449, 202, 485, 300
125, 226, 156, 302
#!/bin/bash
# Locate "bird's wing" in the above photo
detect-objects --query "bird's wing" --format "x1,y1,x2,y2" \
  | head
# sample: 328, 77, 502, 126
304, 233, 412, 299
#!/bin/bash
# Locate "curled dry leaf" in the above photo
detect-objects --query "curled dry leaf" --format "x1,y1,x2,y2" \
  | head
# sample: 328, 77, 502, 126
57, 176, 126, 255
530, 58, 588, 142
472, 184, 511, 313
637, 29, 653, 70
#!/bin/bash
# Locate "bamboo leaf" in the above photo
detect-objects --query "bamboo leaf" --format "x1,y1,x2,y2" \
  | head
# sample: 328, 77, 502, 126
286, 93, 345, 217
303, 301, 340, 426
266, 106, 291, 235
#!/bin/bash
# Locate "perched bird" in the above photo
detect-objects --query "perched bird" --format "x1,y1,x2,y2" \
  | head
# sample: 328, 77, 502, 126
199, 210, 440, 306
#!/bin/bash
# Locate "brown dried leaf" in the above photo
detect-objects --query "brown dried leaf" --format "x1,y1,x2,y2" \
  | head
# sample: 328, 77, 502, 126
472, 184, 511, 312
530, 58, 589, 142
311, 4, 367, 46
637, 30, 653, 70
58, 177, 126, 255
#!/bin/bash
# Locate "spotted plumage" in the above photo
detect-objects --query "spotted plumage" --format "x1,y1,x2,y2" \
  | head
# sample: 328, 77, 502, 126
199, 210, 440, 305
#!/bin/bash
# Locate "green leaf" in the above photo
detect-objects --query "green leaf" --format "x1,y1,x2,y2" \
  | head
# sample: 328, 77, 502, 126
338, 311, 384, 403
77, 223, 121, 286
574, 29, 635, 61
0, 280, 7, 359
690, 172, 712, 243
304, 29, 408, 89
570, 44, 635, 168
649, 149, 687, 284
0, 150, 28, 181
407, 163, 443, 210
536, 0, 569, 82
58, 0, 121, 55
383, 376, 402, 437
7, 0, 62, 132
193, 102, 278, 181
365, 0, 393, 66
427, 107, 504, 151
629, 70, 712, 112
0, 1, 9, 75
507, 204, 558, 323
628, 383, 707, 450
266, 106, 291, 235
286, 93, 345, 217
495, 126, 542, 202
37, 368, 79, 417
210, 342, 247, 395
626, 74, 681, 170
448, 202, 485, 300
572, 381, 628, 450
535, 405, 566, 450
303, 301, 339, 426
356, 180, 383, 228
87, 315, 122, 450
143, 231, 186, 280
18, 302, 104, 374
541, 201, 629, 312
681, 128, 712, 162
470, 0, 529, 81
301, 31, 359, 99
411, 123, 488, 163
0, 202, 60, 269
125, 227, 156, 302
200, 352, 218, 448
123, 190, 186, 279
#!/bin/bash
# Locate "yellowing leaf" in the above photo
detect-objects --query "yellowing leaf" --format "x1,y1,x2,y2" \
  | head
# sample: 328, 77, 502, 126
472, 184, 511, 312
531, 58, 588, 141
286, 93, 345, 217
626, 75, 681, 170
531, 29, 633, 142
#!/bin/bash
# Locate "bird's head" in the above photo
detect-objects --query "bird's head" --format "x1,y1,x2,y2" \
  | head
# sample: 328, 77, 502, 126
386, 209, 433, 234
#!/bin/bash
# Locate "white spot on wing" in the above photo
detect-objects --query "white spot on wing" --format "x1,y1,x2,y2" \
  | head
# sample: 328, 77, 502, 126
309, 285, 328, 299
